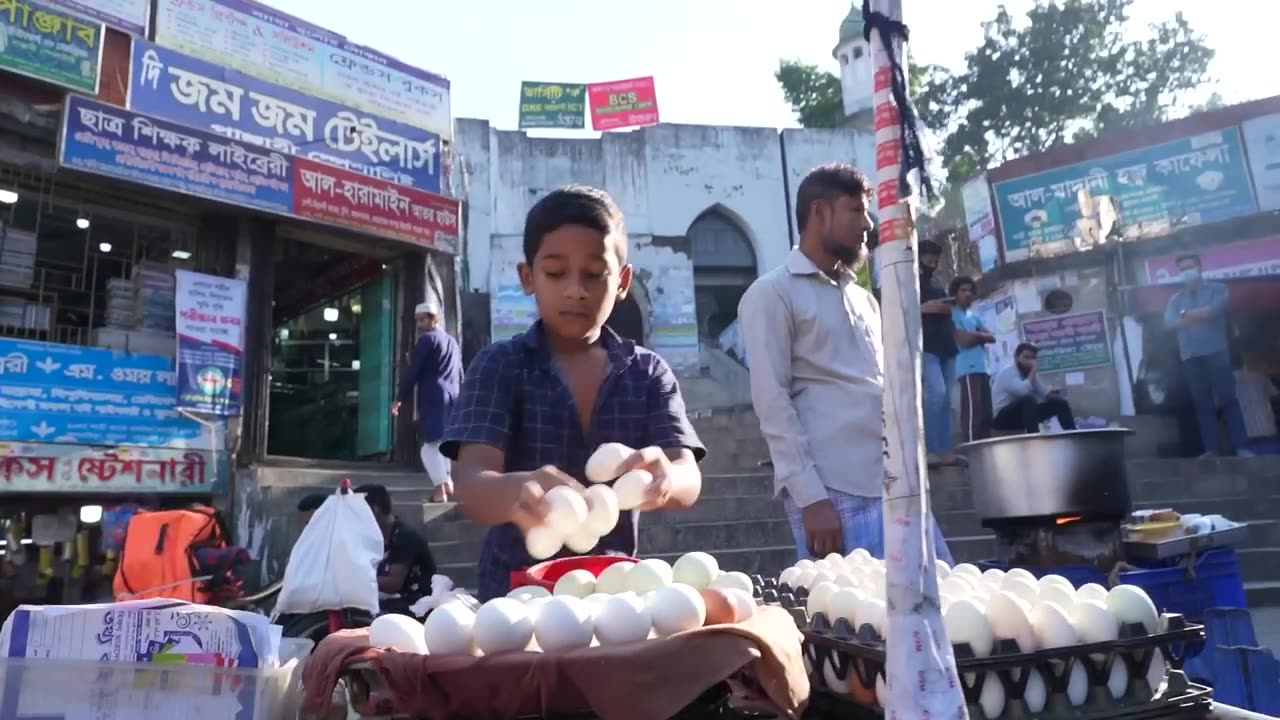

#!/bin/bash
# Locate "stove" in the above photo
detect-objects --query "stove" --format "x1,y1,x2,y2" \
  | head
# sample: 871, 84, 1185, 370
986, 516, 1123, 574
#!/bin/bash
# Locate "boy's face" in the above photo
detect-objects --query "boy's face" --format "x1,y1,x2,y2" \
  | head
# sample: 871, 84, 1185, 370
518, 224, 633, 340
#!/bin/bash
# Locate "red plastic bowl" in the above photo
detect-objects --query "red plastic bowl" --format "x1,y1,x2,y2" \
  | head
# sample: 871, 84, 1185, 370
511, 555, 640, 592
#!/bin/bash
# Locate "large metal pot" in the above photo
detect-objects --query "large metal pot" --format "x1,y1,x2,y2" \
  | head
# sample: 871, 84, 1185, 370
956, 428, 1134, 525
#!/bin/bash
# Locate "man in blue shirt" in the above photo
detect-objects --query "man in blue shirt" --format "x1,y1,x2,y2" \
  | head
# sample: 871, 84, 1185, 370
440, 185, 706, 600
1163, 253, 1253, 457
950, 276, 995, 442
392, 301, 463, 502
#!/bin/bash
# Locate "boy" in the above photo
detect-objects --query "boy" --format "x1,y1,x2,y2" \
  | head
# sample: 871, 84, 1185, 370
950, 275, 996, 442
441, 185, 706, 600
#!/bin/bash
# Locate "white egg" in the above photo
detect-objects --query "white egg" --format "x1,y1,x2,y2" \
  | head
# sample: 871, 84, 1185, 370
979, 673, 1005, 719
423, 602, 477, 655
1038, 584, 1078, 615
795, 558, 816, 570
850, 548, 873, 564
935, 559, 952, 577
1077, 582, 1108, 604
981, 568, 1006, 585
368, 614, 429, 654
710, 570, 754, 595
586, 442, 633, 483
595, 592, 652, 645
1147, 648, 1168, 695
952, 563, 982, 580
792, 569, 818, 590
1030, 601, 1077, 649
525, 597, 551, 621
672, 551, 720, 589
1107, 584, 1160, 635
778, 566, 801, 588
1004, 567, 1036, 584
811, 571, 838, 590
875, 673, 888, 707
1037, 574, 1073, 592
553, 569, 596, 598
806, 581, 840, 619
1003, 577, 1040, 605
613, 470, 653, 510
626, 558, 673, 594
944, 598, 994, 657
1071, 599, 1120, 649
986, 591, 1037, 653
533, 596, 594, 652
563, 527, 600, 555
525, 525, 563, 561
813, 559, 834, 573
582, 484, 621, 535
827, 587, 865, 625
583, 593, 612, 612
473, 598, 534, 655
723, 588, 757, 621
544, 486, 589, 536
858, 597, 887, 639
941, 576, 977, 599
1067, 663, 1089, 705
1107, 659, 1129, 699
594, 561, 635, 595
833, 573, 860, 589
1024, 668, 1048, 713
649, 584, 707, 636
822, 658, 849, 694
507, 585, 552, 602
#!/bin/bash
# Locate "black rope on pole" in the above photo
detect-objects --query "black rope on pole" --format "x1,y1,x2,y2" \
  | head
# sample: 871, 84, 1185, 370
862, 0, 936, 204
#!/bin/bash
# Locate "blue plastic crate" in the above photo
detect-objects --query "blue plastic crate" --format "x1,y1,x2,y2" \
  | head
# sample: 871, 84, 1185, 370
1118, 548, 1247, 622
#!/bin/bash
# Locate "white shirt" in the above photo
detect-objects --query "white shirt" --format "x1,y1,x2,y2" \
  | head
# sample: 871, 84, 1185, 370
738, 248, 885, 507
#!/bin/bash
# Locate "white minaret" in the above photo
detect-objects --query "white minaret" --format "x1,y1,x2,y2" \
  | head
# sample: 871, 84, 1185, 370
832, 4, 874, 125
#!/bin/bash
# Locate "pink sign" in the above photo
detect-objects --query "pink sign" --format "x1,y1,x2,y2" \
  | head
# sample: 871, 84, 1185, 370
1145, 236, 1280, 284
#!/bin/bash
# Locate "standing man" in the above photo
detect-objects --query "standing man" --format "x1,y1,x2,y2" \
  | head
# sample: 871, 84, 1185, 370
950, 276, 995, 442
1163, 254, 1253, 457
392, 301, 464, 502
738, 163, 953, 563
918, 240, 961, 465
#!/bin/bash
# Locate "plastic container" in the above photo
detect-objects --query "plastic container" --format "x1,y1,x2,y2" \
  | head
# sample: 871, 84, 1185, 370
511, 554, 639, 591
1119, 548, 1247, 621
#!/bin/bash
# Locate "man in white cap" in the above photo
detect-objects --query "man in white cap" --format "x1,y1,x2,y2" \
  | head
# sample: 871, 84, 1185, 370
392, 301, 463, 502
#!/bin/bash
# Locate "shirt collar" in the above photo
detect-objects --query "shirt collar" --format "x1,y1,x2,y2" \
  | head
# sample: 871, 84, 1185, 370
518, 319, 636, 371
786, 247, 857, 281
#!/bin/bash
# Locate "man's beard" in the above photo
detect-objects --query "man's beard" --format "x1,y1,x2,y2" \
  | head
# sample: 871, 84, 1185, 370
825, 234, 867, 268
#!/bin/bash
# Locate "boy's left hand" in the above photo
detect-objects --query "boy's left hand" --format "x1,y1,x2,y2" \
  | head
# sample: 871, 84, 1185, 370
616, 446, 673, 511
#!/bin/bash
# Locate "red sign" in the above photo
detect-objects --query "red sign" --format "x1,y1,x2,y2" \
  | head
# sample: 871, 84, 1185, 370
588, 77, 659, 131
292, 158, 461, 253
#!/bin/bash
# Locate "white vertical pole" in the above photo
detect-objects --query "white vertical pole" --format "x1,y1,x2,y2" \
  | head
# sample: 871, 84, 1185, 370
867, 0, 969, 717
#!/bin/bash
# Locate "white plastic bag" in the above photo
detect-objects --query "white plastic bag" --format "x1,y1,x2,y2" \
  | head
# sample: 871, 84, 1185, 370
275, 488, 383, 615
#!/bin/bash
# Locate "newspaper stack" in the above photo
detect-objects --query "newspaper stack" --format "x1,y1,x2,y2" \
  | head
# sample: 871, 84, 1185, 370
132, 261, 176, 334
103, 277, 136, 330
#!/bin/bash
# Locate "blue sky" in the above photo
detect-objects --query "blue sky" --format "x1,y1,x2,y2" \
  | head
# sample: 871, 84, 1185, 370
264, 0, 1274, 135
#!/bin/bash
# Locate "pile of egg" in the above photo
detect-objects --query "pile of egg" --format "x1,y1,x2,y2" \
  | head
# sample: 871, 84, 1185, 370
525, 443, 655, 560
780, 554, 1170, 718
367, 552, 759, 658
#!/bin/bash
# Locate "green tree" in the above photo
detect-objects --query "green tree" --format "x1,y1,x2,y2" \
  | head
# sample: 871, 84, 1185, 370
775, 59, 940, 129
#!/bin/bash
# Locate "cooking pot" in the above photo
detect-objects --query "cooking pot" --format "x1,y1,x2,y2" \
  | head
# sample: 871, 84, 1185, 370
955, 428, 1134, 526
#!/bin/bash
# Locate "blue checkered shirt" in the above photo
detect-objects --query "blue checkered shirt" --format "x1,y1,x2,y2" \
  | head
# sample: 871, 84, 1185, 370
440, 321, 706, 600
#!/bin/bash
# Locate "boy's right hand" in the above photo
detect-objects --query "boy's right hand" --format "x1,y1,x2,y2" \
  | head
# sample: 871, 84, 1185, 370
513, 465, 584, 532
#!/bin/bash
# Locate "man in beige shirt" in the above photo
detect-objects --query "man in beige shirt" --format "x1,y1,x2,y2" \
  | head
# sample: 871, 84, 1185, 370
738, 163, 954, 563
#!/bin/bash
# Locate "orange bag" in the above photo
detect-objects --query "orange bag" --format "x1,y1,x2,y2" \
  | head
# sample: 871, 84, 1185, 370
112, 505, 228, 603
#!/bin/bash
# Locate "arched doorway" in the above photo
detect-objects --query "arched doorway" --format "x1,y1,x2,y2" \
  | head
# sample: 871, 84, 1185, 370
688, 210, 756, 350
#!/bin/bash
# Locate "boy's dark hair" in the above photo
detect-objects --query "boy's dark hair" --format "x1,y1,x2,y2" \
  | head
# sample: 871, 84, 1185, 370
795, 163, 871, 233
1015, 342, 1039, 358
297, 493, 327, 513
919, 239, 943, 258
949, 275, 976, 297
355, 483, 393, 515
522, 185, 626, 265
1176, 253, 1202, 268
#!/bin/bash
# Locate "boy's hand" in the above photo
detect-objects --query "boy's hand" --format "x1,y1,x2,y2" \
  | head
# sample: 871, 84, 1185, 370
513, 465, 583, 531
617, 446, 674, 511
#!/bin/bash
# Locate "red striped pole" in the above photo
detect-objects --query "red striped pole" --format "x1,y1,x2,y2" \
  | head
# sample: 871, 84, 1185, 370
867, 0, 968, 717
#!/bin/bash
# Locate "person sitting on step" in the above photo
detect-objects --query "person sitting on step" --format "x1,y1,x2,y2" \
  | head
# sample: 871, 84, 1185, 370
991, 343, 1077, 435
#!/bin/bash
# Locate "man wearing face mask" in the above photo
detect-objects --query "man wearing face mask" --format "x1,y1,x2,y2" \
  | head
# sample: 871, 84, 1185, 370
1164, 254, 1253, 457
918, 240, 962, 466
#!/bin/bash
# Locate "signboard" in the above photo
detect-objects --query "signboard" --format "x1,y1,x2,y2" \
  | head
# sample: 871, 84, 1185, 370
129, 40, 442, 193
0, 337, 212, 448
518, 81, 586, 130
961, 174, 999, 272
175, 270, 246, 416
154, 0, 452, 140
993, 129, 1257, 261
59, 96, 461, 253
1020, 310, 1111, 374
588, 77, 659, 131
0, 443, 228, 494
1241, 114, 1280, 212
1144, 235, 1280, 284
48, 0, 148, 35
0, 0, 103, 93
293, 157, 460, 253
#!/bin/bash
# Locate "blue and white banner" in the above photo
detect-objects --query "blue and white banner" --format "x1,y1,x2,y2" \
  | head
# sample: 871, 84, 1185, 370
49, 0, 149, 36
175, 270, 246, 416
0, 338, 213, 449
128, 40, 442, 193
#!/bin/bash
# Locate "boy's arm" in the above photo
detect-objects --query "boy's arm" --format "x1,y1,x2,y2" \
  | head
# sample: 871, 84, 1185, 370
642, 355, 706, 510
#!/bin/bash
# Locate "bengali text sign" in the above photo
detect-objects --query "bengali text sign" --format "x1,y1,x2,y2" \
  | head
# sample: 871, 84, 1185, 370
175, 270, 247, 416
1020, 310, 1112, 374
129, 40, 442, 193
588, 76, 659, 131
518, 81, 585, 130
293, 157, 461, 253
993, 129, 1257, 261
0, 0, 103, 93
0, 337, 215, 448
59, 95, 294, 214
154, 0, 452, 139
0, 443, 227, 494
48, 0, 148, 35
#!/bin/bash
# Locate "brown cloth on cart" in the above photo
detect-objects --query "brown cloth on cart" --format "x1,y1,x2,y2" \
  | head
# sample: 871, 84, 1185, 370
300, 604, 809, 720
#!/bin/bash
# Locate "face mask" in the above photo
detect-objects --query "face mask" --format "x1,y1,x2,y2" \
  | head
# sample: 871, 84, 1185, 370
1179, 268, 1200, 283
920, 265, 935, 279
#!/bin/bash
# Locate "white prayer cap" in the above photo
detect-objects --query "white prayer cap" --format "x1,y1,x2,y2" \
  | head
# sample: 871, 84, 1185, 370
415, 301, 440, 316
